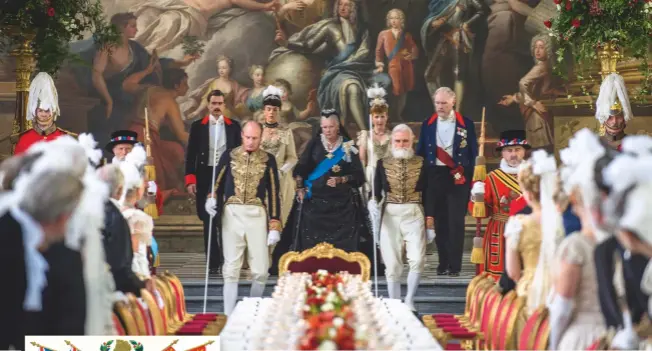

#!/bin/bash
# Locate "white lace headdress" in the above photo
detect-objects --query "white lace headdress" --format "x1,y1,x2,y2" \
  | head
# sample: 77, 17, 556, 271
367, 83, 387, 108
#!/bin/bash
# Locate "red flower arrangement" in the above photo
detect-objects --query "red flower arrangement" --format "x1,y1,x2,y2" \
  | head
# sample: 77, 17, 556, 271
298, 271, 359, 350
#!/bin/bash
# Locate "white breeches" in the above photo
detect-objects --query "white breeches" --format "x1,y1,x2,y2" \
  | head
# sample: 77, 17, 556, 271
380, 203, 426, 281
222, 204, 269, 284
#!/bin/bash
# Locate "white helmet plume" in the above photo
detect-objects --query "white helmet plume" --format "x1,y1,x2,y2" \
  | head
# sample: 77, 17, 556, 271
595, 73, 633, 124
27, 72, 60, 121
263, 85, 283, 99
367, 83, 387, 108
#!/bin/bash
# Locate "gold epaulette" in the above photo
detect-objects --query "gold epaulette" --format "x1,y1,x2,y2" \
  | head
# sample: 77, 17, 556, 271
57, 127, 78, 137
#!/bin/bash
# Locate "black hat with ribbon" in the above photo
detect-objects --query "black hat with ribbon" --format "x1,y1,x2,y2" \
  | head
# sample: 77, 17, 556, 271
105, 130, 139, 153
496, 130, 531, 151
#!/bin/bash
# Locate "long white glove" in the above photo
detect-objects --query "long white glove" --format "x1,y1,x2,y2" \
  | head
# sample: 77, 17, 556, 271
426, 229, 436, 243
205, 197, 217, 217
548, 293, 575, 350
611, 310, 640, 350
267, 230, 281, 246
367, 199, 381, 244
470, 181, 485, 201
147, 180, 157, 195
280, 162, 293, 174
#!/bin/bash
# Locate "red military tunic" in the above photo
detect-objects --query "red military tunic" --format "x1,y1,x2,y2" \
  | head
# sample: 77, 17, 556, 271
468, 169, 522, 281
14, 127, 73, 155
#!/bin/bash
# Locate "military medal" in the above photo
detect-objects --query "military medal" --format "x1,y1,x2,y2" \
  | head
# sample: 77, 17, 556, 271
332, 164, 341, 173
460, 139, 467, 148
326, 153, 333, 159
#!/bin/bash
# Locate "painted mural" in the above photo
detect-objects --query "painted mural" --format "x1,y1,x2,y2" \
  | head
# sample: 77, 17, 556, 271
50, 0, 563, 199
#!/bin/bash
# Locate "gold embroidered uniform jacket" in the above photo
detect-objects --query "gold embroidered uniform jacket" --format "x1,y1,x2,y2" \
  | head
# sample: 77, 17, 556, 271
213, 146, 282, 227
372, 155, 433, 217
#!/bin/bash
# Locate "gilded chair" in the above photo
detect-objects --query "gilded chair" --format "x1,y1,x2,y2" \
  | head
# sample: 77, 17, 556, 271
422, 273, 490, 327
278, 242, 371, 281
533, 313, 550, 350
127, 294, 151, 335
114, 299, 140, 335
140, 289, 167, 335
476, 287, 502, 350
154, 276, 182, 334
112, 312, 126, 336
518, 306, 549, 350
163, 272, 227, 333
494, 293, 526, 350
489, 290, 517, 350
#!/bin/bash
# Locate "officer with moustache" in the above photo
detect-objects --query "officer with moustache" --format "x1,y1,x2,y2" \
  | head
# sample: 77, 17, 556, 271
185, 90, 242, 272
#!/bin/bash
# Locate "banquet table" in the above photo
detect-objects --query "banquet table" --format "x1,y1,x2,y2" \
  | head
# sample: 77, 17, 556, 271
220, 297, 443, 350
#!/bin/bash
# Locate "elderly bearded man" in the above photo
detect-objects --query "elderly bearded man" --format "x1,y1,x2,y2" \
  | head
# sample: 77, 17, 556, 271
369, 124, 435, 311
417, 87, 478, 276
204, 121, 281, 315
469, 130, 529, 281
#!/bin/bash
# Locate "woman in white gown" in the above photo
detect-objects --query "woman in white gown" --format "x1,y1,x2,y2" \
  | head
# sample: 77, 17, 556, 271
118, 145, 154, 279
549, 129, 607, 350
357, 85, 391, 200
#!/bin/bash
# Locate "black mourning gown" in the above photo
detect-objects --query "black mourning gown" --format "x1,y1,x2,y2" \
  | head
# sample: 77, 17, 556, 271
270, 137, 379, 274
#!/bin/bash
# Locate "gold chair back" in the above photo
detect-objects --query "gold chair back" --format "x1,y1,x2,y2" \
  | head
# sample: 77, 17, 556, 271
140, 288, 166, 335
114, 299, 140, 335
279, 242, 371, 281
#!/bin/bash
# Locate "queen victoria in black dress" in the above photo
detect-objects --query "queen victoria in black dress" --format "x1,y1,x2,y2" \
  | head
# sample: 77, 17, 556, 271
271, 109, 372, 272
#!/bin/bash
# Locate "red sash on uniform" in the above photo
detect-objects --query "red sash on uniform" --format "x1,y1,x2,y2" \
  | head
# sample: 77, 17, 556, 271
436, 146, 466, 185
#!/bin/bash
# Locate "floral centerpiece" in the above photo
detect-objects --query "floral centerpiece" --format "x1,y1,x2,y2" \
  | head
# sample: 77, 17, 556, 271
298, 270, 361, 350
545, 0, 652, 94
0, 0, 119, 75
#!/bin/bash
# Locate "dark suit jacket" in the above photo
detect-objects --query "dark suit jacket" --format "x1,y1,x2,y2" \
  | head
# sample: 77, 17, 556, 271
0, 212, 27, 350
102, 199, 144, 295
185, 115, 241, 220
416, 111, 478, 183
30, 242, 86, 335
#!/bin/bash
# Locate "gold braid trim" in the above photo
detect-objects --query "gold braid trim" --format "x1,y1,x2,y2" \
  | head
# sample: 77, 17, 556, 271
269, 167, 278, 219
213, 166, 227, 197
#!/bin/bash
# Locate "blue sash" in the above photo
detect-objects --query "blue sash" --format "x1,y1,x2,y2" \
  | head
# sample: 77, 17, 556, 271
150, 237, 158, 261
387, 31, 406, 61
305, 145, 345, 199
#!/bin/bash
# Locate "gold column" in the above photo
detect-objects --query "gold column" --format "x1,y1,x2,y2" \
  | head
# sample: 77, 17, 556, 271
598, 43, 622, 79
7, 27, 35, 153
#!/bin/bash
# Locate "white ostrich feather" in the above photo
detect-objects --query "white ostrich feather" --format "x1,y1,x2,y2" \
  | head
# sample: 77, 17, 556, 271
366, 83, 387, 107
124, 144, 147, 169
603, 154, 652, 193
622, 135, 652, 156
27, 72, 60, 121
531, 149, 557, 175
595, 73, 633, 123
77, 133, 103, 166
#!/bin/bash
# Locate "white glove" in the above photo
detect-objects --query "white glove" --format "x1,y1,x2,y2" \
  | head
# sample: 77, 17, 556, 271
267, 230, 281, 246
280, 163, 293, 174
367, 199, 381, 244
147, 180, 157, 195
471, 181, 485, 199
205, 197, 217, 217
426, 229, 436, 243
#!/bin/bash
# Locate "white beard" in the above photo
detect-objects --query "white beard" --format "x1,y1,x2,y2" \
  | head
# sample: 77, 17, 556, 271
391, 147, 414, 159
500, 158, 523, 174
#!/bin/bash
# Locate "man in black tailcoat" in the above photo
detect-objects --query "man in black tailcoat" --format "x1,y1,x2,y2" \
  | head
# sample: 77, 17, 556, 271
185, 90, 242, 272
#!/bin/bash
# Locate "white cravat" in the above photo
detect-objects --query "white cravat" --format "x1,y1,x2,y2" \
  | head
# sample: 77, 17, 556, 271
208, 115, 227, 166
10, 206, 49, 311
436, 111, 456, 165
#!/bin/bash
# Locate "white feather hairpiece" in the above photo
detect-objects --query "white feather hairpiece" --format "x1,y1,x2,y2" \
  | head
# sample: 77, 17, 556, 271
367, 83, 387, 108
78, 133, 103, 166
595, 73, 633, 124
622, 135, 652, 156
27, 72, 60, 121
262, 85, 283, 99
119, 144, 147, 204
531, 149, 557, 175
124, 144, 147, 170
603, 154, 652, 193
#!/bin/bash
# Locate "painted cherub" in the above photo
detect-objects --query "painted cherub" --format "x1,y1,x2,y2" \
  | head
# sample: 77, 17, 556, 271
375, 8, 418, 121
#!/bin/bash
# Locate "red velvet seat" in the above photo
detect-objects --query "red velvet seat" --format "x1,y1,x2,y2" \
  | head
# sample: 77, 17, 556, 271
495, 292, 525, 350
535, 316, 550, 350
279, 242, 371, 281
112, 312, 126, 335
518, 306, 549, 350
477, 287, 502, 349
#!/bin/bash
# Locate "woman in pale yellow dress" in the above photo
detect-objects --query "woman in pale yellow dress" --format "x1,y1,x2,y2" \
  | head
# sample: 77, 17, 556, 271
259, 85, 298, 226
188, 55, 248, 120
357, 85, 391, 200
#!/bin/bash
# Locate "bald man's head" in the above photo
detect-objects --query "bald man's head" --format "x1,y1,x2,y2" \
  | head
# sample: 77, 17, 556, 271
242, 121, 263, 152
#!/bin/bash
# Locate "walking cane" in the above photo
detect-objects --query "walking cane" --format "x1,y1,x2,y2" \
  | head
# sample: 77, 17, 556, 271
369, 112, 379, 297
203, 115, 222, 313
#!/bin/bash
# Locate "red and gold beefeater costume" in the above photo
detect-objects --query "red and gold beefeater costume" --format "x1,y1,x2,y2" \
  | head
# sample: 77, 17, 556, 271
469, 130, 529, 281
